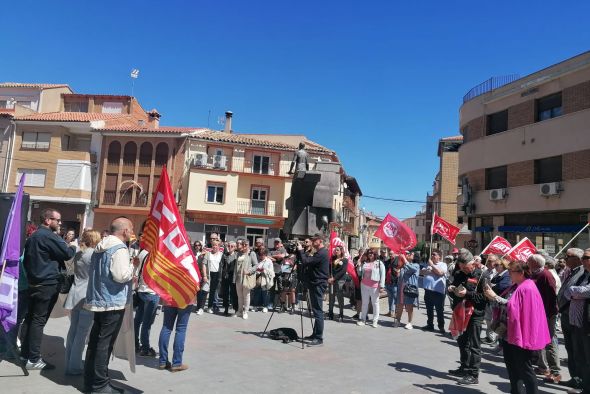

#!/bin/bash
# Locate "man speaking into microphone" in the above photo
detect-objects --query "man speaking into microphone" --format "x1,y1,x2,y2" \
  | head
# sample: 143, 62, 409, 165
297, 233, 329, 346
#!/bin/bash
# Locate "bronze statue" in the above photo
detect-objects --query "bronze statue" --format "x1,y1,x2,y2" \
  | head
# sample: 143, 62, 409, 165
287, 142, 309, 176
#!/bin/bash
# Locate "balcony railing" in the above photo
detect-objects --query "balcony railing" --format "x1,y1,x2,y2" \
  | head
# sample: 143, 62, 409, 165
463, 74, 520, 103
236, 200, 282, 217
231, 159, 291, 177
190, 154, 229, 170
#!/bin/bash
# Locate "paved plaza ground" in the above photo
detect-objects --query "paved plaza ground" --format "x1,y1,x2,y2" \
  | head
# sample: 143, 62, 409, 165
1, 298, 571, 394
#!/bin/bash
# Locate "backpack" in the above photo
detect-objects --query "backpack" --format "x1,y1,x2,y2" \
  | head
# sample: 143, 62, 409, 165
268, 327, 299, 343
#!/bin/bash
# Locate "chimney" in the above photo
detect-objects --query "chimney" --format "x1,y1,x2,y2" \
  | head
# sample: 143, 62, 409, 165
147, 108, 161, 129
224, 111, 233, 133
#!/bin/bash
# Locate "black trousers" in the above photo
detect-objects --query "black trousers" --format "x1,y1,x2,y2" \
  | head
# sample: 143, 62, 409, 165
457, 316, 482, 377
424, 289, 445, 329
502, 340, 538, 394
84, 309, 125, 391
309, 282, 327, 340
561, 312, 580, 382
571, 325, 590, 392
328, 282, 345, 317
220, 277, 238, 310
207, 272, 220, 309
20, 283, 59, 362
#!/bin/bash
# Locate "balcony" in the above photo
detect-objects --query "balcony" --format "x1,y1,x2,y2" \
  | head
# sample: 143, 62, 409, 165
190, 154, 229, 170
236, 199, 282, 216
232, 159, 291, 177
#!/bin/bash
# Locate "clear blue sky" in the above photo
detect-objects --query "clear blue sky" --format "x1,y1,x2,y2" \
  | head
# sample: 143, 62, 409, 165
2, 1, 589, 219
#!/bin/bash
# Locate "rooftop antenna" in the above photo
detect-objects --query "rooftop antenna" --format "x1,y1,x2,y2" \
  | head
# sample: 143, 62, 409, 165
207, 109, 211, 128
130, 68, 140, 96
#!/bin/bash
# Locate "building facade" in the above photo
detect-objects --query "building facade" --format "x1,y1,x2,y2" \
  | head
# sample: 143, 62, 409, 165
182, 113, 341, 247
459, 51, 590, 254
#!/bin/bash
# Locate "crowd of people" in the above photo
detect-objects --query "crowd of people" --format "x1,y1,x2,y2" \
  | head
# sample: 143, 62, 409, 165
2, 207, 590, 394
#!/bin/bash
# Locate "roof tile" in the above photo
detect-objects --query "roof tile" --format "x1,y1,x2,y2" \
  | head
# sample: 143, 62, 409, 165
14, 112, 129, 122
0, 82, 70, 89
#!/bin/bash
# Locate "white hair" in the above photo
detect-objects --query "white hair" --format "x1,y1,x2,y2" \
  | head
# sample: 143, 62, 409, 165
567, 248, 584, 259
528, 254, 546, 268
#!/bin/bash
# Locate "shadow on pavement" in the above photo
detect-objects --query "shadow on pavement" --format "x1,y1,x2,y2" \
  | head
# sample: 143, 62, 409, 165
413, 383, 485, 393
388, 361, 457, 382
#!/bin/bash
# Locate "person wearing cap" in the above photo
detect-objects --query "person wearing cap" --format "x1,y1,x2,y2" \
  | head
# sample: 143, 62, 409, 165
297, 233, 329, 346
447, 248, 487, 386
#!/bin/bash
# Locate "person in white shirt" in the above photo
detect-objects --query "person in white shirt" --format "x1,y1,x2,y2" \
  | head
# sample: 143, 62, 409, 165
204, 240, 223, 313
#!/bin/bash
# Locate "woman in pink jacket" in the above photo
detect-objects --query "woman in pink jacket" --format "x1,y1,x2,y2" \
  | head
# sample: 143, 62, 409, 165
484, 261, 550, 394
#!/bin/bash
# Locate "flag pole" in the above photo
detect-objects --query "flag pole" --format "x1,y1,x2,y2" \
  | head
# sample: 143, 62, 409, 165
553, 222, 590, 258
0, 260, 6, 282
429, 210, 435, 259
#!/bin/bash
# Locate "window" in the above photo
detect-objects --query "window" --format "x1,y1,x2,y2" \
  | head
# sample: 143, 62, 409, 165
486, 110, 508, 135
253, 155, 270, 174
204, 224, 227, 242
64, 101, 89, 112
206, 183, 224, 204
16, 169, 46, 187
22, 132, 51, 150
536, 93, 562, 122
102, 102, 123, 114
245, 227, 266, 248
0, 100, 7, 108
16, 101, 32, 109
251, 186, 268, 215
534, 156, 562, 184
55, 160, 91, 191
485, 165, 507, 189
107, 141, 121, 165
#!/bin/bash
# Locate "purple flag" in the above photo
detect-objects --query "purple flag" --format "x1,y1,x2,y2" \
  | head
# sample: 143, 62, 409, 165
0, 174, 25, 332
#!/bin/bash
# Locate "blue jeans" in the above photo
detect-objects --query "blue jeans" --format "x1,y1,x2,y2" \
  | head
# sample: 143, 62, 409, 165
159, 305, 191, 367
385, 284, 398, 313
134, 292, 159, 351
65, 308, 94, 374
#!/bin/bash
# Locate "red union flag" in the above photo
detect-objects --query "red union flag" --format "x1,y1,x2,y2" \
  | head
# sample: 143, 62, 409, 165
507, 237, 537, 261
431, 213, 460, 245
481, 236, 512, 255
141, 167, 200, 308
374, 214, 417, 253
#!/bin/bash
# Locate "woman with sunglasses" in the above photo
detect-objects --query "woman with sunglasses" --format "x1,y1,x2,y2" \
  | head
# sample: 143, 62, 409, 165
484, 261, 550, 394
328, 245, 350, 322
394, 251, 420, 329
356, 248, 385, 328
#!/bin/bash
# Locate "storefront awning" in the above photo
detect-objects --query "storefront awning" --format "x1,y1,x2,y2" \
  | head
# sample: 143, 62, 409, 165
498, 225, 585, 233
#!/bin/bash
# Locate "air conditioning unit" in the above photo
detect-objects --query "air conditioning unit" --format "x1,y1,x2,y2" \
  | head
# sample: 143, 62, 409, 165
192, 153, 205, 167
489, 188, 506, 201
213, 155, 227, 169
540, 182, 561, 196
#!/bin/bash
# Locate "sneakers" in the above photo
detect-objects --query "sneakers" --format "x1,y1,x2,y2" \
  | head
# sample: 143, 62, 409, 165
242, 312, 249, 320
306, 338, 323, 347
404, 323, 413, 330
25, 358, 55, 370
262, 307, 268, 313
158, 361, 171, 370
566, 388, 582, 394
371, 321, 378, 328
207, 308, 214, 314
356, 320, 365, 326
448, 368, 467, 377
457, 375, 478, 386
196, 308, 204, 315
139, 347, 157, 357
481, 337, 496, 345
170, 364, 189, 373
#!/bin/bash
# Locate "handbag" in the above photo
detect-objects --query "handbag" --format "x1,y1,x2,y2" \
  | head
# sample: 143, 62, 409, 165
403, 284, 419, 297
242, 273, 257, 290
59, 271, 74, 294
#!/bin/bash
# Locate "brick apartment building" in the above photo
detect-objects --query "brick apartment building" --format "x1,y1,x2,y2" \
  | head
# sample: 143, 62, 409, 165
459, 51, 590, 253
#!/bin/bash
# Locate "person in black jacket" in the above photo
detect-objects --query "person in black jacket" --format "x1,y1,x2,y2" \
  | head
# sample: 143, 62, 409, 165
328, 245, 350, 322
447, 248, 487, 386
220, 241, 238, 316
20, 208, 76, 370
297, 233, 329, 346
